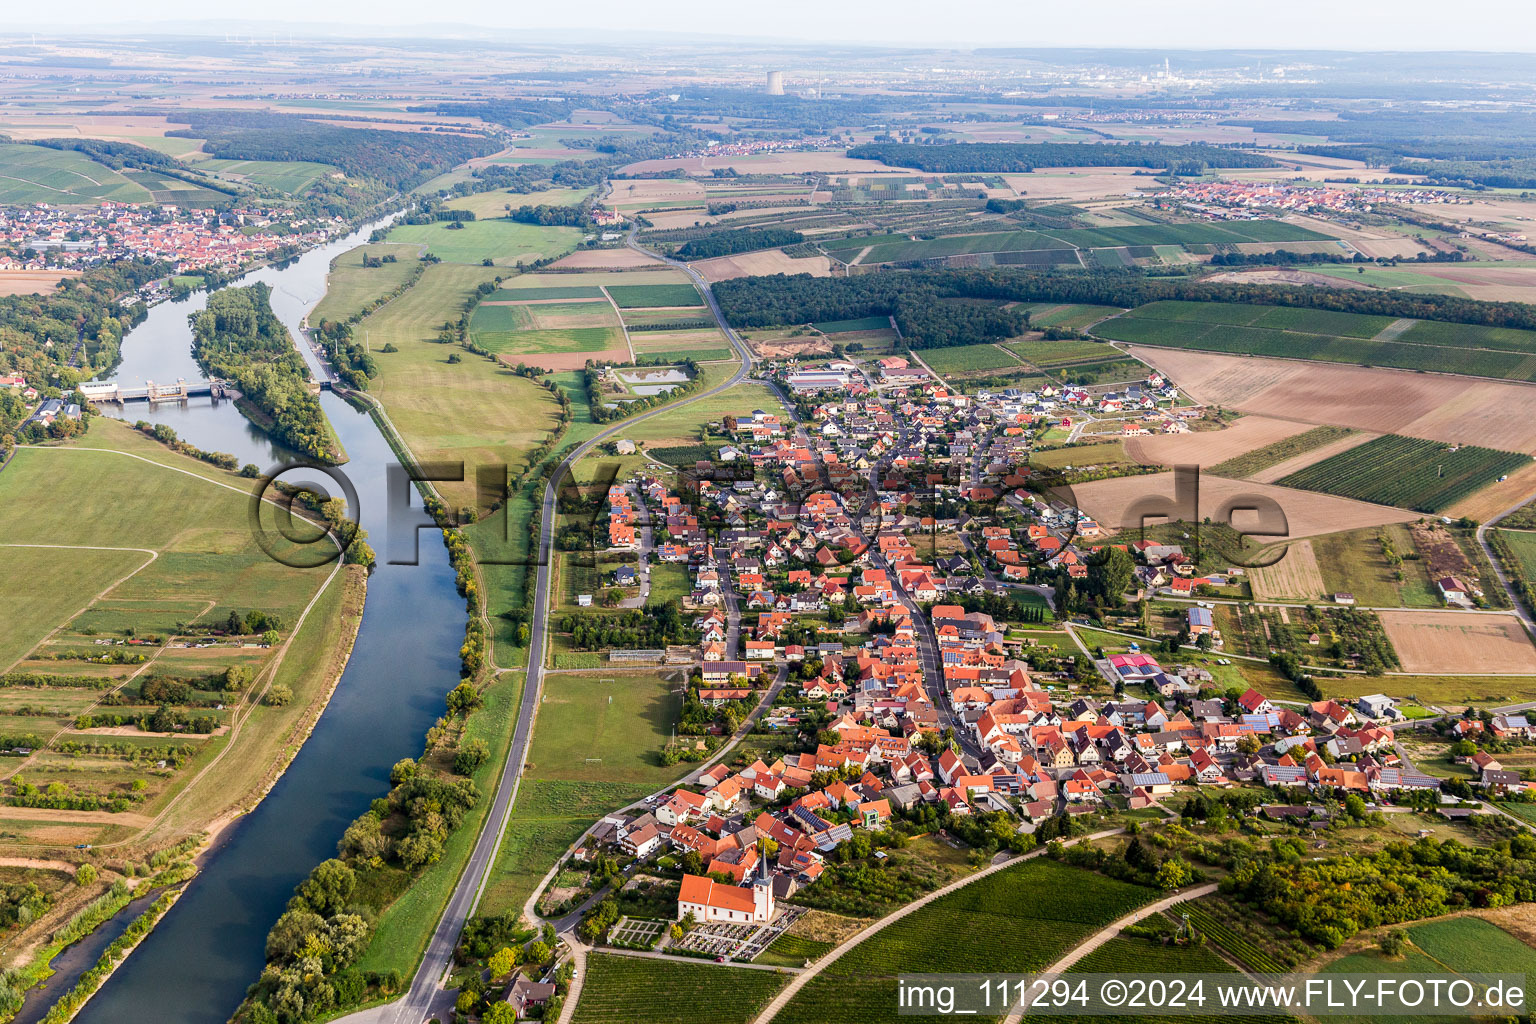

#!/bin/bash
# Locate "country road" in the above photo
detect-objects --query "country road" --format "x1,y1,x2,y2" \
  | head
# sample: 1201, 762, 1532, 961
1477, 498, 1536, 638
333, 229, 757, 1024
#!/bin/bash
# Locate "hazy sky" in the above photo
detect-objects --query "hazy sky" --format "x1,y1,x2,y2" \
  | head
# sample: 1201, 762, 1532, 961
18, 0, 1536, 51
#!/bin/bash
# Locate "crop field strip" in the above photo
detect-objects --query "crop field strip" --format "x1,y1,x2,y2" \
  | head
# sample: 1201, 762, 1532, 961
605, 283, 704, 308
1207, 425, 1357, 478
1094, 300, 1536, 383
772, 859, 1158, 1024
921, 343, 1024, 374
1277, 435, 1530, 513
850, 222, 1334, 264
1006, 338, 1121, 368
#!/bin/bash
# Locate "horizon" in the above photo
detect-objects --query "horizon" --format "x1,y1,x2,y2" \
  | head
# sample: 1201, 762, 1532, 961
6, 1, 1536, 54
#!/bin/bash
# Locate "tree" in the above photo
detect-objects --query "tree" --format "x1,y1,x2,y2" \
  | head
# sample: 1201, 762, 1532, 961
454, 738, 490, 776
488, 946, 517, 978
1236, 734, 1261, 756
263, 684, 292, 706
1379, 929, 1408, 958
526, 940, 551, 965
1155, 857, 1193, 891
74, 864, 97, 886
1087, 546, 1136, 606
297, 858, 356, 916
446, 681, 482, 717
482, 1004, 518, 1024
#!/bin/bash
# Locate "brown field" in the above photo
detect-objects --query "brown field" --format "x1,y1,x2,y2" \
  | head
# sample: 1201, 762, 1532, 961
1386, 264, 1536, 303
1123, 415, 1312, 468
1248, 431, 1381, 484
1068, 472, 1415, 539
0, 269, 80, 296
497, 347, 629, 372
548, 248, 662, 269
694, 249, 832, 282
1379, 611, 1536, 674
1124, 347, 1536, 453
1285, 215, 1432, 259
619, 151, 909, 175
1249, 540, 1328, 601
1447, 461, 1536, 521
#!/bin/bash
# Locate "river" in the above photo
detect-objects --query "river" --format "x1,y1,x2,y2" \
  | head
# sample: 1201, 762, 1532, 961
70, 217, 466, 1024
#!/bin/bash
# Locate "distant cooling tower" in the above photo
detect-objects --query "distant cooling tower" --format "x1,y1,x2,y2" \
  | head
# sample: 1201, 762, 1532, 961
766, 71, 785, 95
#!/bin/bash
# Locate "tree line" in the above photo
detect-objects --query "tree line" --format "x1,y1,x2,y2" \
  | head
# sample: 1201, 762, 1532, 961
713, 266, 1536, 342
674, 226, 805, 261
846, 141, 1278, 173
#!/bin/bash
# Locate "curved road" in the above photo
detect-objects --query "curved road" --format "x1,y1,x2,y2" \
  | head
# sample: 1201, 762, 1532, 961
337, 232, 756, 1024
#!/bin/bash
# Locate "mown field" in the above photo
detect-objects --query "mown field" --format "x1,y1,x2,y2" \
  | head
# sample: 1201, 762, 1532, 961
385, 219, 581, 265
1020, 303, 1124, 331
1094, 300, 1536, 383
308, 243, 423, 324
1278, 435, 1529, 513
572, 953, 788, 1024
773, 859, 1157, 1024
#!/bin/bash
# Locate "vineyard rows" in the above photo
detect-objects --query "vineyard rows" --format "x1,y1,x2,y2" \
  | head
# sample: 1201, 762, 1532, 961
571, 953, 787, 1024
1278, 434, 1529, 513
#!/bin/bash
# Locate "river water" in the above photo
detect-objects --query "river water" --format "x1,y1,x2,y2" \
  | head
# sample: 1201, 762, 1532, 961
72, 218, 466, 1024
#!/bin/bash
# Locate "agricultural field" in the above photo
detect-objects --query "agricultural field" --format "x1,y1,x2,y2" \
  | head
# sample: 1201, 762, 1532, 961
605, 283, 703, 308
307, 243, 423, 324
919, 344, 1021, 375
1123, 415, 1316, 471
1005, 338, 1118, 368
1020, 303, 1124, 331
1096, 301, 1536, 384
193, 158, 335, 194
1030, 441, 1131, 470
1070, 471, 1414, 540
1277, 435, 1528, 513
1247, 540, 1329, 601
1175, 896, 1317, 974
442, 185, 592, 220
1205, 424, 1358, 478
631, 328, 733, 363
360, 261, 566, 511
1126, 347, 1536, 454
572, 953, 787, 1024
384, 218, 581, 266
1309, 525, 1444, 609
1377, 611, 1536, 674
524, 672, 686, 790
0, 143, 152, 203
773, 859, 1157, 1024
468, 294, 629, 368
0, 419, 361, 851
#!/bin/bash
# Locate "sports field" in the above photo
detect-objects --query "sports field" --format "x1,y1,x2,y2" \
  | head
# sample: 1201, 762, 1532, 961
0, 143, 152, 203
526, 671, 685, 789
385, 219, 581, 265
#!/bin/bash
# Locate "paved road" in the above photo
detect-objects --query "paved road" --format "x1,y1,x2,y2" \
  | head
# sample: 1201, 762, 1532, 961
335, 232, 757, 1024
1477, 501, 1536, 638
